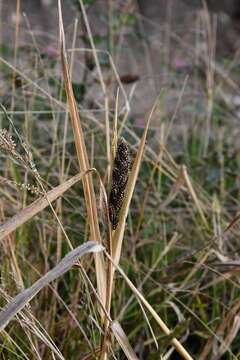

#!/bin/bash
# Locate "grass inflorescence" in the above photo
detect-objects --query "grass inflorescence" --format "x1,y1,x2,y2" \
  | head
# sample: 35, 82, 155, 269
109, 138, 130, 230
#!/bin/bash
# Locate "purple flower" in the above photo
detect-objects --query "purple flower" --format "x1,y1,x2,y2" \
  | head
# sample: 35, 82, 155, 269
43, 44, 60, 59
174, 59, 188, 69
133, 119, 145, 128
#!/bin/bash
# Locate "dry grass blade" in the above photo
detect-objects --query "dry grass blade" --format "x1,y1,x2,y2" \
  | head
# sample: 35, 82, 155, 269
100, 99, 159, 360
105, 251, 194, 360
0, 171, 90, 241
58, 0, 98, 240
137, 298, 158, 350
215, 315, 240, 360
118, 233, 180, 321
77, 0, 111, 183
111, 321, 139, 360
160, 166, 185, 210
199, 299, 240, 360
112, 99, 159, 265
223, 213, 240, 233
18, 316, 66, 360
88, 170, 113, 360
111, 88, 120, 175
58, 0, 106, 307
0, 241, 104, 332
0, 56, 64, 109
182, 165, 209, 230
91, 168, 113, 325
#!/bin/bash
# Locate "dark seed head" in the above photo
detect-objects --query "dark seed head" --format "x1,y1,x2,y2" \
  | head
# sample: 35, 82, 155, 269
108, 138, 130, 230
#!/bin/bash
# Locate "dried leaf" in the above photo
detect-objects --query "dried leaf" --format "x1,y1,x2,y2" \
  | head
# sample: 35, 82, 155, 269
0, 241, 104, 331
0, 171, 90, 241
58, 0, 106, 309
111, 321, 139, 360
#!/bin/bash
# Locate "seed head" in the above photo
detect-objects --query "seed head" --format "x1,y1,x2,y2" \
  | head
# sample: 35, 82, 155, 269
109, 138, 130, 229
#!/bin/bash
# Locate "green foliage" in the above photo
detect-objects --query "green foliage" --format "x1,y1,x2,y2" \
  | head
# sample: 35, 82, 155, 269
68, 0, 95, 11
0, 43, 10, 56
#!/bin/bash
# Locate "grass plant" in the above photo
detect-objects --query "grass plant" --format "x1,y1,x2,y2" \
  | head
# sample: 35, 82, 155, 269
0, 0, 240, 359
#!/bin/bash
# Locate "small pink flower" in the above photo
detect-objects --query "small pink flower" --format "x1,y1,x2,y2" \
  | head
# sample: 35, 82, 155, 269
174, 59, 188, 69
44, 44, 60, 59
133, 119, 145, 128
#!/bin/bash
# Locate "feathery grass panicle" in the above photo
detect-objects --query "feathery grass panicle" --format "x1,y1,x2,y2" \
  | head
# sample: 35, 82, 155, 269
0, 176, 42, 195
0, 128, 21, 162
109, 138, 130, 230
0, 128, 40, 180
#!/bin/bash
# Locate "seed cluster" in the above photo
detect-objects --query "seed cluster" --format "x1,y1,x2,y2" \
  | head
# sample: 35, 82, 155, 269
0, 128, 40, 179
109, 138, 130, 229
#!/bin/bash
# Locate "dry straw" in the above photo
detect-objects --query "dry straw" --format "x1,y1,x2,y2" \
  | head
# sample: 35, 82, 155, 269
58, 0, 107, 310
0, 241, 104, 332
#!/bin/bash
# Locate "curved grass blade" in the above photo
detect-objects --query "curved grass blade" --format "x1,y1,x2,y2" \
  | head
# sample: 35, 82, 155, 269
111, 321, 139, 360
0, 171, 91, 242
105, 251, 194, 360
112, 99, 159, 265
58, 0, 106, 309
0, 241, 104, 332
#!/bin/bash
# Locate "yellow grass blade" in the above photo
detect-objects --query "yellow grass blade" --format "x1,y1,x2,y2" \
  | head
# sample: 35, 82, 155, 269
111, 321, 139, 360
58, 0, 106, 307
0, 171, 90, 242
78, 0, 110, 182
160, 165, 185, 210
105, 251, 194, 360
182, 165, 209, 230
112, 99, 159, 265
